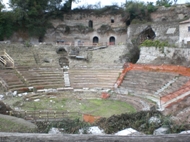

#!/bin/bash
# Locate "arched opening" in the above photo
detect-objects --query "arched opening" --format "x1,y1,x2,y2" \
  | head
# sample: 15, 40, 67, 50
56, 47, 67, 54
93, 36, 99, 45
89, 20, 93, 28
56, 47, 69, 68
138, 25, 156, 44
126, 20, 131, 26
39, 36, 43, 42
109, 36, 115, 45
111, 19, 114, 23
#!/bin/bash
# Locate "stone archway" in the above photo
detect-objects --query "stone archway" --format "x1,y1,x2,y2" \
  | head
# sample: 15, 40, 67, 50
93, 36, 99, 44
56, 47, 69, 68
109, 36, 115, 45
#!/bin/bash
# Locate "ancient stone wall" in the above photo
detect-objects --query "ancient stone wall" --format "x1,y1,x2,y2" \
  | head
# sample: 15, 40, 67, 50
45, 13, 127, 45
150, 5, 190, 22
138, 47, 190, 65
128, 22, 179, 46
0, 133, 189, 142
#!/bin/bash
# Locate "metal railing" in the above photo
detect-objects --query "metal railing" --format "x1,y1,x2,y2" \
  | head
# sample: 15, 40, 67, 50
0, 77, 8, 91
0, 50, 14, 68
3, 50, 14, 67
0, 56, 6, 65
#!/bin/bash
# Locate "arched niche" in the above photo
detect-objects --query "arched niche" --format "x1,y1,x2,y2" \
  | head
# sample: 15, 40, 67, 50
93, 36, 99, 44
109, 36, 115, 45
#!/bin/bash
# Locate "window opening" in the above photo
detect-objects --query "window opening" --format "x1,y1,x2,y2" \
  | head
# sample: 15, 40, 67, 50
89, 20, 93, 28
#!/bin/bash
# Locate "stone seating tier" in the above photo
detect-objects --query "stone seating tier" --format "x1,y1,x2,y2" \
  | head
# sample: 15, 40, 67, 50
120, 70, 179, 96
69, 69, 121, 89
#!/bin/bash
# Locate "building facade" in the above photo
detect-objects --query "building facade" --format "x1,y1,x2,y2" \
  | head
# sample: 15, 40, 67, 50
179, 19, 190, 45
45, 12, 127, 46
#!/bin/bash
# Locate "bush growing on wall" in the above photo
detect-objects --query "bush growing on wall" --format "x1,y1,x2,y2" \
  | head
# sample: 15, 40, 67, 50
140, 40, 171, 48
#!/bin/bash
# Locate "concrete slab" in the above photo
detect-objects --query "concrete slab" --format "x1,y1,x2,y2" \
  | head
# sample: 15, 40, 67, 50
166, 28, 176, 34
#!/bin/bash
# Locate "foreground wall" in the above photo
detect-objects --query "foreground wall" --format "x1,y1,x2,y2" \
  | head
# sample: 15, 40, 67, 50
128, 22, 179, 46
138, 47, 190, 64
0, 133, 189, 142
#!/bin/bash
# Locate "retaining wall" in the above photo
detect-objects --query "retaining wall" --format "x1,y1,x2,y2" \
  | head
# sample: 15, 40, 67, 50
0, 133, 189, 142
138, 47, 190, 64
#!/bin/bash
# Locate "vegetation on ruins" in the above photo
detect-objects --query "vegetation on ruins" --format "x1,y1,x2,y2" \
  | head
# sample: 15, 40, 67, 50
2, 110, 188, 134
140, 40, 172, 48
6, 97, 135, 118
122, 1, 157, 25
139, 39, 174, 53
0, 0, 183, 41
156, 0, 173, 7
95, 110, 190, 134
0, 117, 37, 133
40, 118, 91, 133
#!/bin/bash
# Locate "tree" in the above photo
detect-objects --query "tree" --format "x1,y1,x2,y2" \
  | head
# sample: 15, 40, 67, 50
0, 0, 4, 11
173, 0, 178, 5
124, 1, 155, 21
156, 0, 173, 7
0, 11, 15, 40
64, 0, 80, 10
9, 0, 64, 38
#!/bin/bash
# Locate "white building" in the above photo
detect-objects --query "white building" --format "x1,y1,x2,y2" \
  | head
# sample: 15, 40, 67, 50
179, 19, 190, 45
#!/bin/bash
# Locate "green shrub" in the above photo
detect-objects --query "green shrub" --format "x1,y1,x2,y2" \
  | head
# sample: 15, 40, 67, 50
140, 40, 171, 48
45, 118, 91, 134
185, 2, 190, 7
156, 0, 173, 7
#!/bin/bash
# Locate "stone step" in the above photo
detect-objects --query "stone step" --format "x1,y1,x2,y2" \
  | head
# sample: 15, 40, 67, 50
21, 73, 63, 77
8, 83, 27, 89
162, 90, 190, 109
5, 80, 24, 86
63, 72, 70, 87
159, 76, 190, 97
69, 70, 121, 73
27, 78, 64, 83
28, 81, 64, 86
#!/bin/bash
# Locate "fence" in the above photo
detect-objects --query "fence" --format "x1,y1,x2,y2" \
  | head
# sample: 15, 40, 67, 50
5, 110, 81, 122
56, 41, 126, 47
56, 41, 108, 47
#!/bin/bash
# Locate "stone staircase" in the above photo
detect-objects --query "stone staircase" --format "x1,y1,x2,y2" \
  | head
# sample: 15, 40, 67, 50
115, 94, 155, 111
161, 79, 190, 109
0, 66, 66, 94
158, 75, 189, 97
0, 69, 27, 92
69, 68, 122, 89
117, 66, 190, 111
119, 70, 178, 96
17, 67, 65, 91
169, 97, 190, 124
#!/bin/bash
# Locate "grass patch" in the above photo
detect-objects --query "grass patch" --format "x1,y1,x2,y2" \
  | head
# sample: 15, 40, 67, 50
68, 99, 136, 117
6, 96, 136, 118
0, 118, 36, 132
